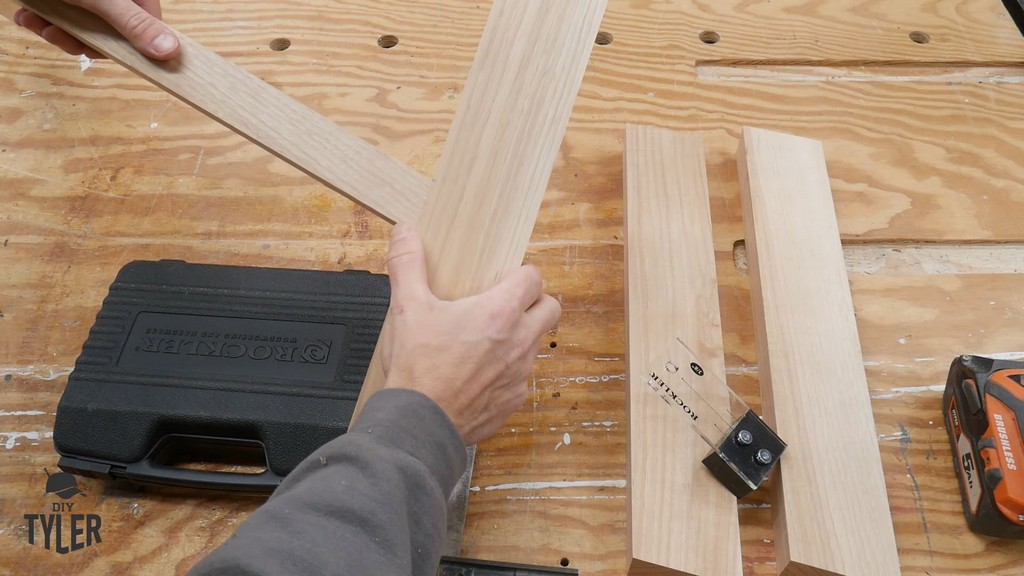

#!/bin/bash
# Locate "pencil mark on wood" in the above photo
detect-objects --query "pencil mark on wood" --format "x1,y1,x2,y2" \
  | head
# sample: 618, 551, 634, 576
896, 423, 933, 559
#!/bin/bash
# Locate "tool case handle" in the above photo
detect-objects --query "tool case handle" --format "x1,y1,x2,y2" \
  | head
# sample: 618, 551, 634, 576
124, 435, 284, 493
123, 459, 283, 492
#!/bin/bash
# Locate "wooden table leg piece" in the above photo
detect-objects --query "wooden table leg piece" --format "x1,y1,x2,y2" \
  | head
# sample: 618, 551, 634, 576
737, 126, 900, 576
624, 125, 742, 576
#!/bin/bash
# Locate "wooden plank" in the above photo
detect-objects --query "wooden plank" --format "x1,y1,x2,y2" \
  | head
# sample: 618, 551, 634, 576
14, 0, 430, 224
353, 0, 608, 420
623, 125, 742, 576
736, 126, 900, 576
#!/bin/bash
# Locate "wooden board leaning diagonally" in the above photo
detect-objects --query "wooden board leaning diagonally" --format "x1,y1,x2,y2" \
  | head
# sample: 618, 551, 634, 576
737, 127, 900, 576
623, 125, 742, 576
15, 0, 430, 224
353, 0, 608, 418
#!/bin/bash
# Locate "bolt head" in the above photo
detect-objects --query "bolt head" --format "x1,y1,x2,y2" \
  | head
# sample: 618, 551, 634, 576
755, 448, 774, 465
735, 429, 754, 446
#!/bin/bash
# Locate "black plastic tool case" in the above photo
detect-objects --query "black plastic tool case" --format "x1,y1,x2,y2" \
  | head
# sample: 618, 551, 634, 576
54, 260, 389, 492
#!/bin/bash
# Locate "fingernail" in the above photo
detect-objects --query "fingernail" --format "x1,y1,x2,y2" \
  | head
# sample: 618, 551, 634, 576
13, 10, 24, 26
148, 32, 178, 56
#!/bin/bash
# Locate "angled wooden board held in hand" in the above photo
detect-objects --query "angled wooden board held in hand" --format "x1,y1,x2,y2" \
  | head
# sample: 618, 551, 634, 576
15, 0, 430, 223
353, 0, 608, 418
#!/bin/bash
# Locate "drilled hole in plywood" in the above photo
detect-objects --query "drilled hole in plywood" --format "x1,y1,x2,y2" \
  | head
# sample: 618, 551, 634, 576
560, 558, 571, 567
269, 37, 291, 51
699, 30, 721, 44
595, 31, 614, 45
909, 31, 931, 44
378, 34, 399, 49
549, 341, 558, 349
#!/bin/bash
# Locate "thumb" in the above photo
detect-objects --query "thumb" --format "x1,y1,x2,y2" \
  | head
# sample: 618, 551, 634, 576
71, 0, 180, 60
386, 223, 431, 306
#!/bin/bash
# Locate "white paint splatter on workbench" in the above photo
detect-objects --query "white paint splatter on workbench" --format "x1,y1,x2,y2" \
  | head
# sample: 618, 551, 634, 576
0, 365, 73, 380
592, 357, 621, 362
478, 479, 626, 491
534, 374, 625, 386
580, 421, 617, 428
726, 365, 760, 374
2, 431, 53, 449
731, 360, 891, 374
878, 431, 910, 442
977, 351, 1024, 360
150, 123, 159, 129
19, 90, 36, 97
79, 54, 93, 72
555, 431, 572, 451
193, 149, 205, 177
871, 384, 945, 399
0, 410, 46, 417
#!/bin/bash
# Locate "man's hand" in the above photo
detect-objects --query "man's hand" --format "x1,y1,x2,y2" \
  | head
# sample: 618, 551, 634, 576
14, 0, 180, 60
381, 222, 562, 446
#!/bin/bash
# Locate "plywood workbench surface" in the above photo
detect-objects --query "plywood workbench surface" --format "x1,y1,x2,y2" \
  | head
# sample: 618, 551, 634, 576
2, 1, 1024, 574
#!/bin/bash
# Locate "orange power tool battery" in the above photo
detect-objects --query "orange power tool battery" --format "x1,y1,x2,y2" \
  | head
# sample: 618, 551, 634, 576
944, 355, 1024, 539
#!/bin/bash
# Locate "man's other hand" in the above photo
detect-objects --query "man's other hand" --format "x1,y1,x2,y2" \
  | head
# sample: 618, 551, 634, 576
14, 0, 179, 60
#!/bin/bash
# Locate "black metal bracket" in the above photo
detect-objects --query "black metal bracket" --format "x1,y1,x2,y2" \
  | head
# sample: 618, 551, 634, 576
701, 410, 787, 498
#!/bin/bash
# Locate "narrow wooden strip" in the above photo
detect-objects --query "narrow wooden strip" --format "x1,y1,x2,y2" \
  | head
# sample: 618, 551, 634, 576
623, 125, 742, 576
737, 127, 900, 576
354, 0, 607, 420
16, 0, 429, 223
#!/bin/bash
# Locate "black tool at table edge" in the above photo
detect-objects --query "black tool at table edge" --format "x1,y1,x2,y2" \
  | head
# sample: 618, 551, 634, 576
438, 556, 577, 575
1003, 0, 1024, 35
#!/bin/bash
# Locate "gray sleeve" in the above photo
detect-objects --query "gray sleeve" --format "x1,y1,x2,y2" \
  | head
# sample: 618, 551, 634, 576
189, 388, 467, 576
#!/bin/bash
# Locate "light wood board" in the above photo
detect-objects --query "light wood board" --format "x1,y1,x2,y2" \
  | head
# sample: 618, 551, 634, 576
624, 125, 741, 576
353, 0, 608, 418
14, 0, 429, 223
737, 126, 900, 576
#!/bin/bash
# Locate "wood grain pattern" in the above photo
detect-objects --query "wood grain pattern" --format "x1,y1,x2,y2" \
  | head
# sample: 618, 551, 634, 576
353, 0, 607, 419
4, 0, 1024, 574
14, 0, 430, 223
737, 127, 900, 576
624, 125, 741, 575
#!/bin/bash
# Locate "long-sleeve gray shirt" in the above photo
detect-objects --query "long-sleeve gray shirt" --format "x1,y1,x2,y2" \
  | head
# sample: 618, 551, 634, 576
190, 388, 467, 576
